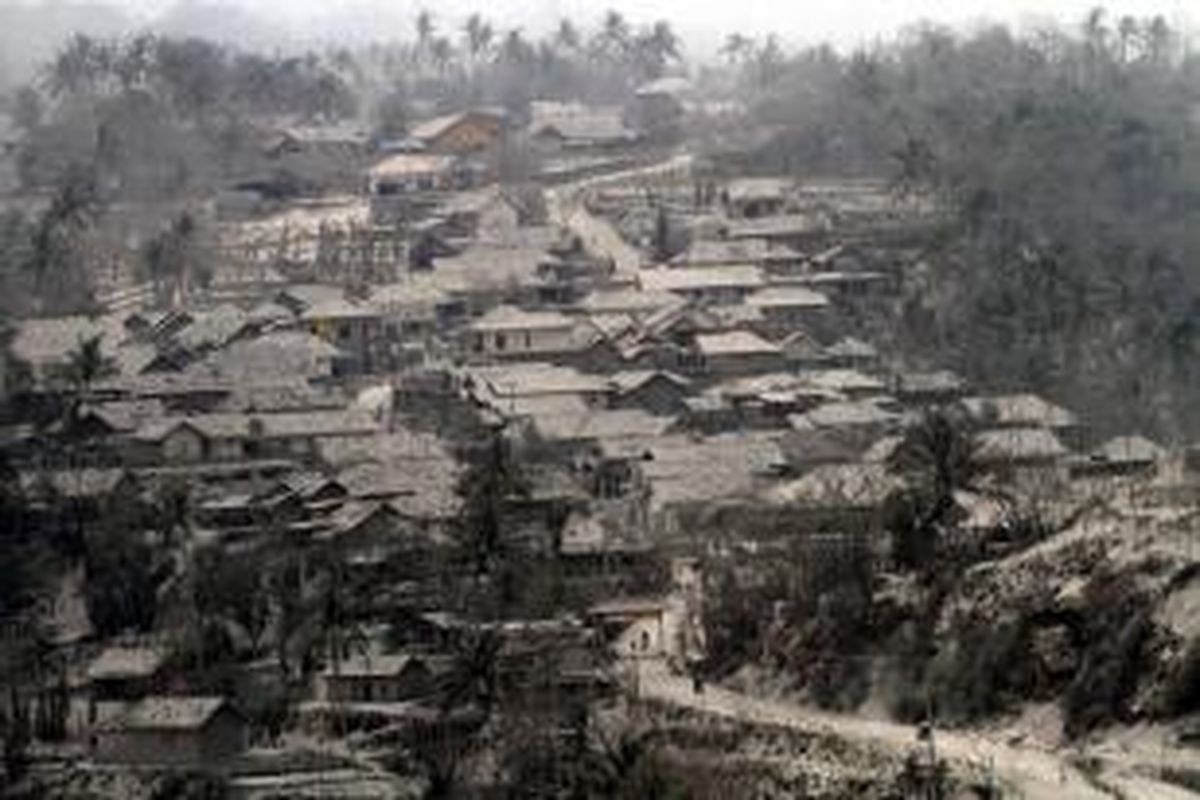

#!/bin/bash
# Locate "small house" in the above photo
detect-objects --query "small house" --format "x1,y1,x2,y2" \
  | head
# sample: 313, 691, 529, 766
609, 370, 691, 416
693, 331, 785, 377
723, 178, 793, 219
318, 653, 437, 704
1070, 436, 1165, 480
745, 286, 831, 332
94, 696, 247, 766
467, 306, 580, 360
640, 266, 765, 305
409, 108, 507, 155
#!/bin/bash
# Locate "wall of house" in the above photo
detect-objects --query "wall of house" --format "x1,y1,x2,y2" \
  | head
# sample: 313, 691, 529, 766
95, 716, 246, 765
431, 120, 501, 154
322, 669, 433, 704
476, 326, 576, 356
705, 352, 786, 377
616, 378, 688, 416
613, 614, 666, 660
162, 427, 206, 463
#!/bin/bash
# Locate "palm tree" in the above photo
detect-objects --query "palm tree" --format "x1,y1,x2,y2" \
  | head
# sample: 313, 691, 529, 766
884, 407, 980, 570
596, 10, 630, 61
430, 37, 454, 76
554, 19, 581, 53
752, 35, 785, 88
498, 29, 533, 66
57, 334, 116, 399
1116, 15, 1139, 63
634, 21, 680, 80
439, 626, 502, 715
721, 33, 753, 65
415, 10, 436, 64
462, 13, 494, 62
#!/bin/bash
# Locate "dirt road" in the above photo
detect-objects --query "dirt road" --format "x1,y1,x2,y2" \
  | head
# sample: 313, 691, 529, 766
545, 154, 695, 276
637, 662, 1196, 799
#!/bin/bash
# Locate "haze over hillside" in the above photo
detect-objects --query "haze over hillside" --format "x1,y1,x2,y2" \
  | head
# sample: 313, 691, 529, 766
2, 0, 1196, 89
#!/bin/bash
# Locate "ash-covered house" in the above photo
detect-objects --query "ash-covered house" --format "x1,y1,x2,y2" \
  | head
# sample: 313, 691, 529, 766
722, 178, 795, 219
1070, 435, 1166, 480
94, 696, 247, 766
467, 306, 581, 361
744, 285, 832, 336
317, 652, 440, 705
963, 393, 1083, 449
640, 265, 766, 306
259, 122, 374, 196
529, 103, 640, 154
692, 330, 786, 378
130, 409, 378, 467
408, 108, 508, 155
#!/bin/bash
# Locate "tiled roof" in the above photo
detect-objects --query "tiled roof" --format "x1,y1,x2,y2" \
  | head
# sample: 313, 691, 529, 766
87, 644, 170, 681
640, 266, 765, 293
470, 305, 574, 332
695, 330, 781, 356
108, 696, 232, 732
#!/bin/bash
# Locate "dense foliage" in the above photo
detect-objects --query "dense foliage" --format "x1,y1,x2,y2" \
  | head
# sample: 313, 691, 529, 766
747, 11, 1200, 436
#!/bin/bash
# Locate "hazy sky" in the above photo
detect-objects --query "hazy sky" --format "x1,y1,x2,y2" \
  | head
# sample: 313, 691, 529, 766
4, 0, 1197, 62
115, 0, 1196, 47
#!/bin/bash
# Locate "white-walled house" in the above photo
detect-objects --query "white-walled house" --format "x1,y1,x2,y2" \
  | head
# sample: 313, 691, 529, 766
467, 305, 580, 359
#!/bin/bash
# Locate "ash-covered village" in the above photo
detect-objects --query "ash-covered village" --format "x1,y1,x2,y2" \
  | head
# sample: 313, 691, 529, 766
0, 3, 1200, 798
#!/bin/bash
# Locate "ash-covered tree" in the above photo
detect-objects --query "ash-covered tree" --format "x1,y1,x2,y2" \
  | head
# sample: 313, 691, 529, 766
884, 407, 979, 571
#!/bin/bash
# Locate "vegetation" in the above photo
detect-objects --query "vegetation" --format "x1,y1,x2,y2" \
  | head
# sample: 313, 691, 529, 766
745, 11, 1200, 437
884, 407, 979, 571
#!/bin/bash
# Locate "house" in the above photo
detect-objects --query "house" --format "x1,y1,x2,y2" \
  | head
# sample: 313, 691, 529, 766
301, 295, 386, 374
640, 266, 765, 305
799, 369, 888, 400
725, 214, 827, 247
723, 178, 793, 219
318, 652, 438, 704
963, 394, 1078, 430
588, 597, 672, 661
824, 337, 879, 370
530, 105, 638, 152
132, 410, 378, 465
467, 306, 580, 360
1071, 436, 1165, 480
745, 286, 831, 332
693, 330, 785, 377
409, 108, 507, 154
974, 428, 1069, 473
94, 696, 247, 766
628, 433, 787, 531
791, 400, 902, 446
319, 501, 416, 570
86, 644, 171, 704
609, 370, 691, 416
261, 122, 372, 195
963, 393, 1082, 447
367, 153, 461, 196
765, 462, 902, 533
894, 370, 967, 407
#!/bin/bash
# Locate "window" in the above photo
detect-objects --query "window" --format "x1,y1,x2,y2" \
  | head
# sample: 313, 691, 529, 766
495, 333, 507, 351
524, 331, 532, 349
